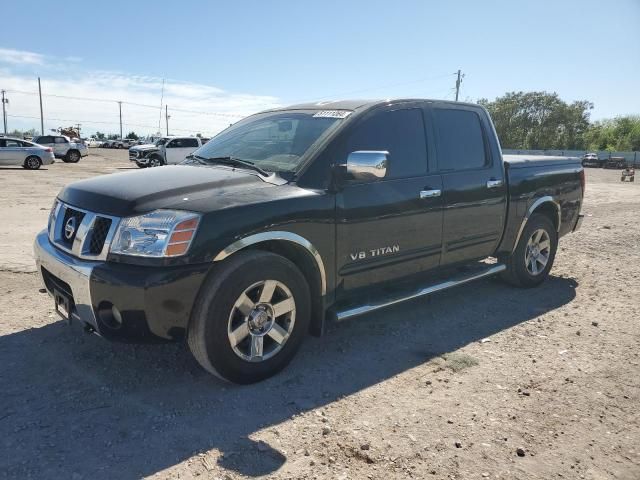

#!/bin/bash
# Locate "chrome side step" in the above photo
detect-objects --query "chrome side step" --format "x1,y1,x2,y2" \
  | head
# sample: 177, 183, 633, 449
335, 263, 506, 322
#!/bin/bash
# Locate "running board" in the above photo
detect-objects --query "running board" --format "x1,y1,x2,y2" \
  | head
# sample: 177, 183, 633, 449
334, 263, 506, 322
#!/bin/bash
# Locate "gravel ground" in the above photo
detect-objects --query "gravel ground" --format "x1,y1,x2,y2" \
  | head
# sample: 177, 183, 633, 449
1, 150, 639, 480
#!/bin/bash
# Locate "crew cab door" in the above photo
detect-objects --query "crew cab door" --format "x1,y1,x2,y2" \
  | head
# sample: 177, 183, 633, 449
165, 138, 198, 164
335, 105, 443, 293
430, 105, 507, 265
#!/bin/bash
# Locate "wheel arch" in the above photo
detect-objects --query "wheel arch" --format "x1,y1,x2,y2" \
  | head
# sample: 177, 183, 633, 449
512, 196, 561, 253
213, 232, 327, 336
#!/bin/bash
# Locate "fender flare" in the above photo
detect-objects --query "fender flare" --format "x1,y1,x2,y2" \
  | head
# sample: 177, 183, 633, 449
213, 231, 327, 296
512, 196, 561, 253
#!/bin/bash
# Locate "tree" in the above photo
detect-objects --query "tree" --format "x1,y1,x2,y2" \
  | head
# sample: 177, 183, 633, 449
94, 131, 106, 140
125, 131, 138, 140
107, 133, 119, 140
582, 116, 640, 152
478, 91, 593, 150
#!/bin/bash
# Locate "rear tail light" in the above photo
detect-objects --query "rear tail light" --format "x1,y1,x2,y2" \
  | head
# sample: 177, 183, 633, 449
579, 169, 586, 195
45, 147, 52, 152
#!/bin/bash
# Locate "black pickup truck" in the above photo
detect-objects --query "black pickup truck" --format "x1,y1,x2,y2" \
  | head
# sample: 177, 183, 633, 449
34, 99, 584, 383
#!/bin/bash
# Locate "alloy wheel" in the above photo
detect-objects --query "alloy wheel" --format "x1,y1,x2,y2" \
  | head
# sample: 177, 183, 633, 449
525, 228, 551, 275
227, 280, 296, 362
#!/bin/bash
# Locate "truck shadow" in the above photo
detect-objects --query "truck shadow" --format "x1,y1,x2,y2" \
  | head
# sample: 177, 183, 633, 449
0, 274, 577, 479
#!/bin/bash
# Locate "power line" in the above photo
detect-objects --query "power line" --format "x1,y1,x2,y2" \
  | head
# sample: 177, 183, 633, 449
4, 89, 244, 118
290, 72, 457, 104
6, 114, 213, 134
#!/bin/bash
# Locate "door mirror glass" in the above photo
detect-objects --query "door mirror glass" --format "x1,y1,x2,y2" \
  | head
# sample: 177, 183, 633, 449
346, 150, 388, 181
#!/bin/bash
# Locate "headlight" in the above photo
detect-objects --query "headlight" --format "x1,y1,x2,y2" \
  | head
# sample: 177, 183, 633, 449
48, 199, 60, 232
110, 210, 201, 257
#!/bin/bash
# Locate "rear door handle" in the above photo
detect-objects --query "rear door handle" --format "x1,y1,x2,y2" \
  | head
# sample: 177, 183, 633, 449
420, 189, 441, 199
486, 179, 504, 189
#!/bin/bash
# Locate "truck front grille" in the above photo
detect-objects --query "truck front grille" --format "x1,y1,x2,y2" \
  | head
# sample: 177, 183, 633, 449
49, 202, 120, 260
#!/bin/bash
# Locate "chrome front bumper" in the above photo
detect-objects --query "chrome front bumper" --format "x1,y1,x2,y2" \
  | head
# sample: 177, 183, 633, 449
34, 229, 100, 328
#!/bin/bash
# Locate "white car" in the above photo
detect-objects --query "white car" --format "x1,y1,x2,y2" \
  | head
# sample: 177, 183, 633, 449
31, 135, 89, 163
0, 137, 55, 169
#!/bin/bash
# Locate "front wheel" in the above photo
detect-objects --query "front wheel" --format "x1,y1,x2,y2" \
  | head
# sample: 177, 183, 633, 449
188, 251, 310, 384
500, 213, 558, 288
148, 156, 164, 167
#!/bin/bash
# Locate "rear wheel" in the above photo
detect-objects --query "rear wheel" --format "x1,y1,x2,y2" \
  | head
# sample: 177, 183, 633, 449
500, 213, 557, 288
188, 251, 310, 384
23, 156, 41, 170
64, 150, 80, 163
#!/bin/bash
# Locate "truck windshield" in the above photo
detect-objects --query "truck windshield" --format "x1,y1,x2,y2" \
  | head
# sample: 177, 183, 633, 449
192, 110, 348, 174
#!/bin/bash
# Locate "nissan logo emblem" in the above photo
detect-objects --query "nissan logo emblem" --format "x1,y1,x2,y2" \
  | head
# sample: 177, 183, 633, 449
64, 217, 77, 240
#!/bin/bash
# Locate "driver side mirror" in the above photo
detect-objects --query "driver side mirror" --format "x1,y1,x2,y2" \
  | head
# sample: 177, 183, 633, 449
344, 150, 388, 181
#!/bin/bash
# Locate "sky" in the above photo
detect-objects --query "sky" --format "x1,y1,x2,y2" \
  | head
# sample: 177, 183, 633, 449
0, 0, 638, 137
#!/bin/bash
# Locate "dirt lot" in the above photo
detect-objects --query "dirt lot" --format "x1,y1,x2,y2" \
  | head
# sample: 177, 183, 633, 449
1, 151, 639, 480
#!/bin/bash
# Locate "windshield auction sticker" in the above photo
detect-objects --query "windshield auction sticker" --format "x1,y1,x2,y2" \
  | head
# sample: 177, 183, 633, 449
313, 110, 352, 119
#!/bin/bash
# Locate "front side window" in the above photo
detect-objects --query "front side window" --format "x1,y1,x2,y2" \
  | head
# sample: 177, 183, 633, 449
193, 110, 346, 174
182, 138, 199, 148
434, 109, 487, 171
342, 108, 428, 179
33, 136, 52, 144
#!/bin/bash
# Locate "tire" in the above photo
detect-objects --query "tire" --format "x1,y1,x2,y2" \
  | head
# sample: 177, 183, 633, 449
23, 156, 41, 170
500, 213, 558, 288
188, 250, 310, 384
64, 150, 81, 163
148, 155, 164, 167
135, 162, 147, 168
631, 177, 635, 182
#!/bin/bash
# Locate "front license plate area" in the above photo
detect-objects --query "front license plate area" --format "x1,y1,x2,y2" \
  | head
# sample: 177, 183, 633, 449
54, 289, 71, 324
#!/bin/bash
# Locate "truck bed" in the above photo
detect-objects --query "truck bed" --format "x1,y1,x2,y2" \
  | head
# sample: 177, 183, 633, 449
503, 154, 581, 169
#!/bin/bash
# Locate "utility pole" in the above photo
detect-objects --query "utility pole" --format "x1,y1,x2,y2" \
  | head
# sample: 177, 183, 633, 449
1, 90, 7, 134
454, 69, 464, 101
118, 101, 123, 139
75, 123, 81, 139
38, 77, 44, 134
165, 105, 170, 136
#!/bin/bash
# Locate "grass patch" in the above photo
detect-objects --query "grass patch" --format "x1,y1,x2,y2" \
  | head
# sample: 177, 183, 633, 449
440, 352, 479, 372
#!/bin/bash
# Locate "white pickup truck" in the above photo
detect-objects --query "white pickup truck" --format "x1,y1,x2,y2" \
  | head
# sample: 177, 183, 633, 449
128, 136, 203, 168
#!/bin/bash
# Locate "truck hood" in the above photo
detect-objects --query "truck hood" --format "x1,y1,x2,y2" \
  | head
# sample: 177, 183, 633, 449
129, 144, 158, 152
58, 165, 278, 217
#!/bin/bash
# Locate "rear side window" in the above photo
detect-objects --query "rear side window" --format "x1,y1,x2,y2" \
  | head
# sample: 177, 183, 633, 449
434, 109, 487, 171
54, 137, 68, 144
5, 140, 22, 147
343, 108, 428, 179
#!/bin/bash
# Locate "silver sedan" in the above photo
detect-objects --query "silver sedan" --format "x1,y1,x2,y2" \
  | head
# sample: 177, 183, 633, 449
0, 137, 55, 170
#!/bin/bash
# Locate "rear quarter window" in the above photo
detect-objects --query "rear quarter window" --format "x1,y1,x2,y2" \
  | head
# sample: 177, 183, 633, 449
434, 108, 487, 171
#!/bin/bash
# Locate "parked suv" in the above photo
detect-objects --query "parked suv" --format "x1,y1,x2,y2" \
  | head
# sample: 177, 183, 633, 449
129, 136, 202, 167
34, 99, 584, 384
32, 135, 88, 163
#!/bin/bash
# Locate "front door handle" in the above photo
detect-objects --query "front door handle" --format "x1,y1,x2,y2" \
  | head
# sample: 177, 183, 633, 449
420, 189, 441, 199
486, 179, 504, 189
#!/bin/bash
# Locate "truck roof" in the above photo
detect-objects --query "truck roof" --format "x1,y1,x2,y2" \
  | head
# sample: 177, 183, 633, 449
266, 98, 482, 113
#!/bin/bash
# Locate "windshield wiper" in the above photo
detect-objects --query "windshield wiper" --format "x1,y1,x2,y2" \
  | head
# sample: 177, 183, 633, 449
184, 153, 209, 164
203, 156, 270, 176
